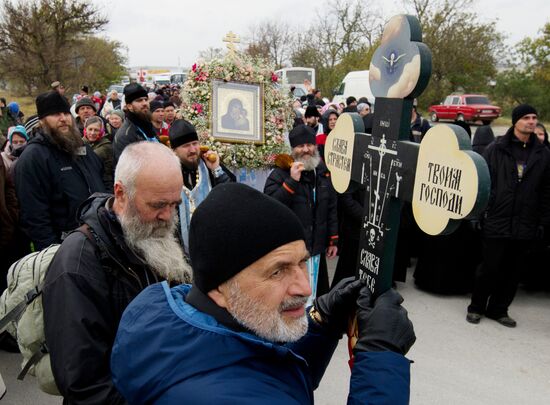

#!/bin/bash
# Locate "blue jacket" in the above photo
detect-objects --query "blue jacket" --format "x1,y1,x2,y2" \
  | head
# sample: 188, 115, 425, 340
111, 283, 411, 404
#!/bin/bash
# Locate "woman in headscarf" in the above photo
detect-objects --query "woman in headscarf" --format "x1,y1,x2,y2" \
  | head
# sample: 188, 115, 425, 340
83, 116, 113, 192
1, 125, 28, 180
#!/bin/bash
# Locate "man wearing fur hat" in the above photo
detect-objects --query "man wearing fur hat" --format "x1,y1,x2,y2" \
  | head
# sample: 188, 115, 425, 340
467, 104, 550, 327
169, 119, 234, 254
113, 83, 158, 168
14, 91, 107, 250
111, 183, 415, 404
264, 124, 338, 296
43, 142, 191, 404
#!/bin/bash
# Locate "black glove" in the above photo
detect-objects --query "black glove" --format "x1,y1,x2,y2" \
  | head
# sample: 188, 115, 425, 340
354, 286, 415, 356
313, 277, 364, 335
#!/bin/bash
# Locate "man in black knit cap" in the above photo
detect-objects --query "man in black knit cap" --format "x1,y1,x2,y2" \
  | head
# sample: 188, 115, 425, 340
14, 91, 106, 250
111, 183, 416, 404
264, 124, 338, 297
113, 83, 158, 167
169, 119, 234, 255
467, 104, 550, 327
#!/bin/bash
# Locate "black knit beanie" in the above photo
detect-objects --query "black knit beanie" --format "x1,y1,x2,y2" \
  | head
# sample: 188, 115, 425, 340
169, 119, 198, 149
35, 91, 71, 119
289, 124, 316, 148
512, 104, 537, 126
189, 183, 305, 293
124, 83, 148, 105
149, 100, 164, 113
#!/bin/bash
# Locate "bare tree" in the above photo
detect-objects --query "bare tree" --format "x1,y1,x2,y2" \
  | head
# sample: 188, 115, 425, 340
0, 0, 124, 95
245, 20, 293, 68
197, 47, 225, 62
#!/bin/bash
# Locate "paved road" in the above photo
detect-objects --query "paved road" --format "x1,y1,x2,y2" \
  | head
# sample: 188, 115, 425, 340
2, 261, 549, 405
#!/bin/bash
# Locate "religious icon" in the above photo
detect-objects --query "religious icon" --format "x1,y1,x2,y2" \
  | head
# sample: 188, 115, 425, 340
221, 98, 250, 131
211, 80, 264, 144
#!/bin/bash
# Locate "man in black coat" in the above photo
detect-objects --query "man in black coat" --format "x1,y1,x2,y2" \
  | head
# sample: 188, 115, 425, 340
467, 104, 550, 327
264, 125, 338, 296
14, 91, 107, 250
113, 83, 157, 168
43, 142, 191, 404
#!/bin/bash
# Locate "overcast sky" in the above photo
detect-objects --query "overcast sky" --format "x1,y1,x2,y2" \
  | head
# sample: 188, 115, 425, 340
99, 0, 549, 69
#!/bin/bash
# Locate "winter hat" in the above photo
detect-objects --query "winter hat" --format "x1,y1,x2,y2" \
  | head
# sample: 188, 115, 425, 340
169, 119, 198, 149
81, 85, 89, 94
124, 83, 148, 105
7, 102, 19, 116
110, 110, 125, 120
50, 81, 61, 90
35, 91, 71, 119
346, 96, 357, 106
189, 183, 305, 293
8, 125, 28, 143
149, 100, 164, 113
289, 124, 316, 147
163, 101, 176, 109
512, 104, 538, 126
304, 105, 321, 119
75, 97, 97, 113
357, 103, 369, 114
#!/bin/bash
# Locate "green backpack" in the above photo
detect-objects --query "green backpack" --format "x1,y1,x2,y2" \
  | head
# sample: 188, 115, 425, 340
0, 225, 106, 395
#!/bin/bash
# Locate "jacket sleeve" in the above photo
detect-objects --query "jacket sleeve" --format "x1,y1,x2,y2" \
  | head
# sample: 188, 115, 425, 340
14, 149, 58, 250
113, 125, 135, 169
347, 351, 411, 405
211, 164, 236, 186
43, 233, 127, 405
263, 168, 298, 207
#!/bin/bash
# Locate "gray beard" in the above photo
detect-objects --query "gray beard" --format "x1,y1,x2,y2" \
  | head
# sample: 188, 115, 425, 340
224, 278, 308, 343
292, 149, 321, 171
118, 202, 192, 284
41, 121, 84, 157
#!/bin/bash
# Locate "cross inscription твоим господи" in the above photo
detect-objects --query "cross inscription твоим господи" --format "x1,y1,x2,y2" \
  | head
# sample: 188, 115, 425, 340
325, 14, 491, 297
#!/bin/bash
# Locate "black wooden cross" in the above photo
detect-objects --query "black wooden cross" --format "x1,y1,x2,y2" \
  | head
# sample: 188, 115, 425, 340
325, 15, 490, 297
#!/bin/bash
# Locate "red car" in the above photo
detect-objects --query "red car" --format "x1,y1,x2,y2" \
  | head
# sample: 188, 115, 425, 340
428, 94, 501, 125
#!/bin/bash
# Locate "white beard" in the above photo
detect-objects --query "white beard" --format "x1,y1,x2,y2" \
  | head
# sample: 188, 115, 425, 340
292, 149, 321, 171
118, 202, 192, 284
224, 279, 308, 343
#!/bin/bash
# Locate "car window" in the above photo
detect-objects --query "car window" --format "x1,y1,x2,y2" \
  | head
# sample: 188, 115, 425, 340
444, 96, 452, 104
465, 96, 490, 105
451, 97, 461, 105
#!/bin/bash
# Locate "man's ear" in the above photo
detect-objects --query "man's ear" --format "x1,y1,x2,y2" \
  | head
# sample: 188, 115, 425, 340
208, 287, 228, 309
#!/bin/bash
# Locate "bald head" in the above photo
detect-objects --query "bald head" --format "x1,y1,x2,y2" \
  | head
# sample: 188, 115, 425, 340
115, 142, 182, 199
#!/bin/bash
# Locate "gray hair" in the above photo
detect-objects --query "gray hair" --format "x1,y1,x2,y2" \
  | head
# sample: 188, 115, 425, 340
84, 116, 104, 129
115, 142, 181, 198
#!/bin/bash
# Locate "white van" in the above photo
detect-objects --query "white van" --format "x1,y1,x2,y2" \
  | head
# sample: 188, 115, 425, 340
332, 70, 375, 106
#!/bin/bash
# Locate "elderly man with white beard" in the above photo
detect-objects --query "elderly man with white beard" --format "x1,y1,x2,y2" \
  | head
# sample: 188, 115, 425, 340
111, 183, 416, 404
264, 124, 338, 297
42, 141, 191, 404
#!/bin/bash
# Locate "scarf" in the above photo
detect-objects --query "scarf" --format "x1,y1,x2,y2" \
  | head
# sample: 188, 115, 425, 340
179, 159, 212, 254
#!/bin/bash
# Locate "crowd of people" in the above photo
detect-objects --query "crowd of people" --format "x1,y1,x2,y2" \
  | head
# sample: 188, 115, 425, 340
0, 78, 548, 404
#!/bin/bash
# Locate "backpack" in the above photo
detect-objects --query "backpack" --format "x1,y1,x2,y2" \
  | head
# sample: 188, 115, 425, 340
0, 225, 105, 395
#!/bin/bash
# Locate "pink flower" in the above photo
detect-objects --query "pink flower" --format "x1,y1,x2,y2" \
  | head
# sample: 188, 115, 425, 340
192, 103, 203, 114
271, 72, 278, 82
192, 63, 197, 72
